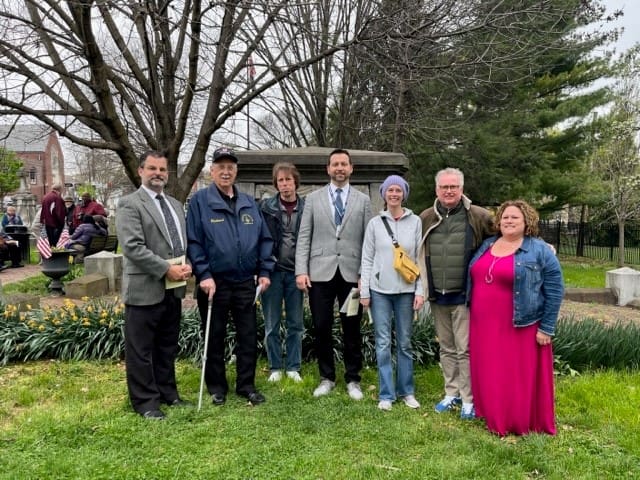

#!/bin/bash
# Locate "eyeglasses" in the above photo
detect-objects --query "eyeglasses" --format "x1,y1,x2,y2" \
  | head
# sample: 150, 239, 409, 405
438, 185, 460, 191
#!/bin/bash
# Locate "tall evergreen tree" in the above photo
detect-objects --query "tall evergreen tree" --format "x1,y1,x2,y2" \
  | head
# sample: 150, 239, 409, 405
405, 0, 618, 212
0, 148, 22, 203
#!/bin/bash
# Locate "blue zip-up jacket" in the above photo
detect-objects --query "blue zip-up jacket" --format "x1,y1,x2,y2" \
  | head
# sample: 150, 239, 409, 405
186, 184, 275, 283
467, 235, 564, 336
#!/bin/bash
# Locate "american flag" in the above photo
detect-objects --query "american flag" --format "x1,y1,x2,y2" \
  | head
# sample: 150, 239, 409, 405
56, 226, 70, 249
36, 226, 52, 259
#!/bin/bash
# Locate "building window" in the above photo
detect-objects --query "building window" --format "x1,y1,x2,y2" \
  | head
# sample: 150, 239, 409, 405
29, 167, 37, 184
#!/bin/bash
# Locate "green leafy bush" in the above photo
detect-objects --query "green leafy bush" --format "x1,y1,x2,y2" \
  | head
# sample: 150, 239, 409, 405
0, 297, 439, 367
5, 297, 635, 372
554, 316, 640, 370
0, 298, 124, 364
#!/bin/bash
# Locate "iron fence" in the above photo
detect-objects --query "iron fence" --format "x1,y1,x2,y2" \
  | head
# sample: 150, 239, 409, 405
539, 221, 640, 265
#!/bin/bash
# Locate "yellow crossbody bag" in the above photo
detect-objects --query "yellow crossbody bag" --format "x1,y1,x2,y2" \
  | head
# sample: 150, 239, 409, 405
381, 216, 420, 284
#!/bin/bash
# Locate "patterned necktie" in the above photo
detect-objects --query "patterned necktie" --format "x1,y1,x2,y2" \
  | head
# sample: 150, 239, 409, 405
334, 188, 344, 226
156, 195, 184, 257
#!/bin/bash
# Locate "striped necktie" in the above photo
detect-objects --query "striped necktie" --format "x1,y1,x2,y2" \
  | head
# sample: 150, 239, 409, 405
156, 195, 184, 257
334, 188, 344, 226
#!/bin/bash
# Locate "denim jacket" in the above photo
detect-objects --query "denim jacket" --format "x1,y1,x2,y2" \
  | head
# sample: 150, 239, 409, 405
467, 235, 564, 335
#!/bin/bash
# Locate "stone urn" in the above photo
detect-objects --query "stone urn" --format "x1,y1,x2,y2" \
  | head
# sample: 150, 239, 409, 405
41, 250, 75, 296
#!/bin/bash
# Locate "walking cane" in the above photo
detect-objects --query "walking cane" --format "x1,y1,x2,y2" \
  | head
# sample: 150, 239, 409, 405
197, 298, 213, 411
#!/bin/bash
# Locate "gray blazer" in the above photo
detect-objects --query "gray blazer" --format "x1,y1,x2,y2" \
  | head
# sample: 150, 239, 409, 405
116, 188, 187, 305
295, 185, 372, 283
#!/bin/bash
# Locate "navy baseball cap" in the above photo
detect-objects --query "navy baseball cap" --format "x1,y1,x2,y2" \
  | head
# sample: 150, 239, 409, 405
212, 147, 238, 163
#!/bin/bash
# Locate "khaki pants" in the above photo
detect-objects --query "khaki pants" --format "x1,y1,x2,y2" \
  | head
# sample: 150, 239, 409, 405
70, 243, 86, 262
431, 303, 472, 404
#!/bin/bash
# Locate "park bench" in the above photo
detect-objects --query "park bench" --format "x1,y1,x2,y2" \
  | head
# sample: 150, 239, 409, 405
86, 234, 119, 256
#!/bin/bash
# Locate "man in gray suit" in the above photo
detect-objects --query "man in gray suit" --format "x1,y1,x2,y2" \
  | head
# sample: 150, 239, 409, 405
295, 148, 372, 400
116, 150, 193, 420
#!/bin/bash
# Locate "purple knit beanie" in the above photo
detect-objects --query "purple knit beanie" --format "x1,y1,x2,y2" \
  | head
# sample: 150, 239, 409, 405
379, 175, 409, 201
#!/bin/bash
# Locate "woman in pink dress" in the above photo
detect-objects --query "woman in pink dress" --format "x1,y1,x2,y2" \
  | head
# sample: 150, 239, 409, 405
468, 200, 563, 436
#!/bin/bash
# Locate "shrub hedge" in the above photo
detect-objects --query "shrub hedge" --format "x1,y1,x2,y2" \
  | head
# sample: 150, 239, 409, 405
2, 298, 638, 371
0, 298, 438, 367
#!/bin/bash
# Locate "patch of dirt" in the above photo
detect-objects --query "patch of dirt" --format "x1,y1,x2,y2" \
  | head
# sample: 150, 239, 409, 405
560, 300, 640, 326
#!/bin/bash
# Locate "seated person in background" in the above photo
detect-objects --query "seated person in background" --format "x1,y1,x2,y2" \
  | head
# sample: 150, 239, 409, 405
93, 214, 109, 234
65, 214, 107, 262
1, 206, 24, 232
72, 193, 107, 231
0, 232, 24, 270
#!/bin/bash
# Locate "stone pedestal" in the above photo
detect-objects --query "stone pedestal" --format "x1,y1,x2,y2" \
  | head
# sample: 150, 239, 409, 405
605, 267, 640, 306
84, 251, 123, 293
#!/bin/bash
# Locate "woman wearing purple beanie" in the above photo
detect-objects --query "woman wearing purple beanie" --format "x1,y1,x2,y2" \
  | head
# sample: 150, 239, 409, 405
360, 175, 424, 411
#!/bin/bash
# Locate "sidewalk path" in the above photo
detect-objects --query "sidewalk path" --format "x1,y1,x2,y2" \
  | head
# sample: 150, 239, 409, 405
0, 263, 85, 309
0, 263, 43, 285
0, 264, 196, 310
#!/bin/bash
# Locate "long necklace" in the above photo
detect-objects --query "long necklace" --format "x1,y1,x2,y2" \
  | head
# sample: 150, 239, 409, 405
484, 255, 502, 284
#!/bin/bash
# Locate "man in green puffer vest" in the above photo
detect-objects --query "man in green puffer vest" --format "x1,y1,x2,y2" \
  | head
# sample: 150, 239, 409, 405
418, 167, 493, 420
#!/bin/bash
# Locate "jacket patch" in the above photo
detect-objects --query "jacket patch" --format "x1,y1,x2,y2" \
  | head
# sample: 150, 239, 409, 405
241, 214, 254, 225
210, 218, 225, 223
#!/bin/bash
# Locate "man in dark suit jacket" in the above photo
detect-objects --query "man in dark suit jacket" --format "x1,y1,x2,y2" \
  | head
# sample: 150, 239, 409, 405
295, 148, 372, 400
116, 150, 192, 420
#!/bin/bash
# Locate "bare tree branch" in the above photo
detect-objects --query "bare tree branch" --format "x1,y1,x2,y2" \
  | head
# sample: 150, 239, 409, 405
0, 0, 371, 201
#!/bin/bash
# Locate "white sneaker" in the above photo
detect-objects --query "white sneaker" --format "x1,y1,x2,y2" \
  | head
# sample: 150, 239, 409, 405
378, 400, 392, 411
346, 381, 364, 401
402, 395, 420, 409
267, 371, 283, 382
313, 379, 335, 397
286, 371, 302, 382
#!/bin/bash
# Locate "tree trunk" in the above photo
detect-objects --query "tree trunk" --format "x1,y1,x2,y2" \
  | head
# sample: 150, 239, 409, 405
618, 219, 625, 267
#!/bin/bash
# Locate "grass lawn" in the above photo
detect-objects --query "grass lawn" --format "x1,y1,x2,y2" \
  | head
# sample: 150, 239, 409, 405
560, 256, 617, 288
1, 360, 638, 479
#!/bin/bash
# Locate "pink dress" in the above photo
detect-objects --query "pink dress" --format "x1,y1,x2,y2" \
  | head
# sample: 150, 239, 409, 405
469, 251, 556, 436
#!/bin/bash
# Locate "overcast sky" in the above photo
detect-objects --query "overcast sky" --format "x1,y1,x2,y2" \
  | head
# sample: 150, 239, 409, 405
601, 0, 640, 55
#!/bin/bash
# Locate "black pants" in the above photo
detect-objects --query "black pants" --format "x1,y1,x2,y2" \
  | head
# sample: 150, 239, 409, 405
0, 242, 22, 266
124, 292, 182, 414
197, 278, 258, 397
308, 269, 363, 384
45, 225, 62, 247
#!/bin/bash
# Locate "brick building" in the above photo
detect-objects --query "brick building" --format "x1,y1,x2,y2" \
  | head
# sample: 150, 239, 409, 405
0, 124, 65, 203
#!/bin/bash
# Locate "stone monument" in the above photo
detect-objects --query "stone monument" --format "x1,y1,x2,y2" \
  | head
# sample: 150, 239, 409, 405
234, 147, 409, 213
11, 167, 38, 230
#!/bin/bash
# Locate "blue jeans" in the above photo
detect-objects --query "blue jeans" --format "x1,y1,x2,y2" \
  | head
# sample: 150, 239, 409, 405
261, 270, 304, 371
370, 290, 415, 401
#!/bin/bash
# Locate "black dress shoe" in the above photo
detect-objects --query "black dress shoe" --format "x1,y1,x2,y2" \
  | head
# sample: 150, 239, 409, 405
0, 264, 8, 272
211, 393, 226, 406
168, 398, 193, 407
142, 409, 165, 420
246, 391, 266, 405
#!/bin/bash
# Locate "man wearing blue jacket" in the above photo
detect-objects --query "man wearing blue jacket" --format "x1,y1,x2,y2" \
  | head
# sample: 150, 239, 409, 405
186, 147, 275, 406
